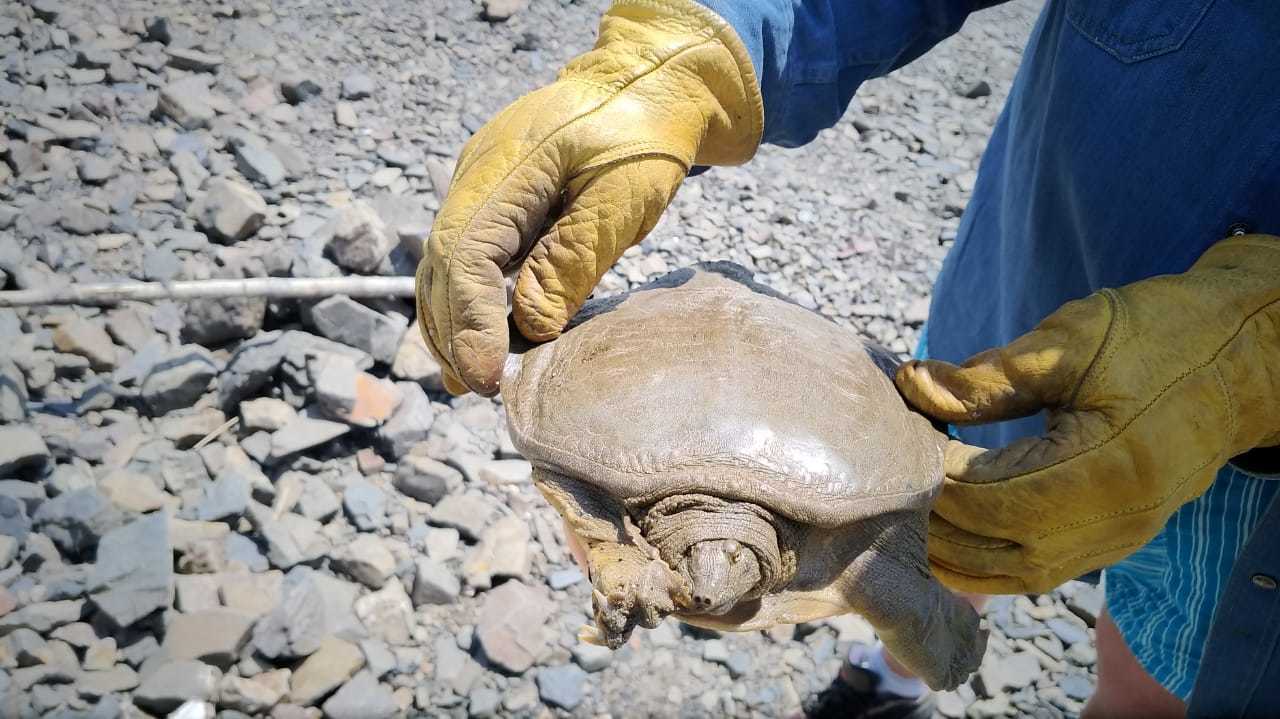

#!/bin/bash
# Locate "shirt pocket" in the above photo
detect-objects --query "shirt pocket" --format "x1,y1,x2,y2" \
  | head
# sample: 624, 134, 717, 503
1064, 0, 1215, 63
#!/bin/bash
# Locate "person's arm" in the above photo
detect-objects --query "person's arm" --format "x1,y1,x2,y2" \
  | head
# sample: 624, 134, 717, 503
698, 0, 995, 147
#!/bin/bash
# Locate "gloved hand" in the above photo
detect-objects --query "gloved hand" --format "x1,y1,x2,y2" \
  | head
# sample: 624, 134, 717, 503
895, 234, 1280, 594
415, 0, 763, 395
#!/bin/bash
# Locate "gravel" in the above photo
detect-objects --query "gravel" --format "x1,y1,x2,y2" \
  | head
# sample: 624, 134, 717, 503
0, 0, 1095, 716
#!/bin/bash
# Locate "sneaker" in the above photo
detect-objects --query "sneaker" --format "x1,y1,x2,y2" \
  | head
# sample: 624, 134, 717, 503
800, 663, 937, 719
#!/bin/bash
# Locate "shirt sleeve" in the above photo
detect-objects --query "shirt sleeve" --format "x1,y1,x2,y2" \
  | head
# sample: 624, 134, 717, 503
696, 0, 990, 147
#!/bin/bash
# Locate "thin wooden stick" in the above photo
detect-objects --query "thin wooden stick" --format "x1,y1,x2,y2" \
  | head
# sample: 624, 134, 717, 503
0, 276, 417, 307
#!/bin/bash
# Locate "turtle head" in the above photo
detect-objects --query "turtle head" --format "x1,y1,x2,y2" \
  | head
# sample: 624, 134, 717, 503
641, 494, 792, 618
683, 539, 762, 615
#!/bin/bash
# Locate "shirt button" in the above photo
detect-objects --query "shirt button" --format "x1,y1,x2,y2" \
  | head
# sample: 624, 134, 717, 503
1251, 573, 1277, 590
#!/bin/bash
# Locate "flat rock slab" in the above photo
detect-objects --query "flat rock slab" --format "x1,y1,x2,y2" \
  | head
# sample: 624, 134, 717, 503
161, 609, 256, 669
88, 513, 173, 628
475, 580, 554, 674
269, 417, 349, 462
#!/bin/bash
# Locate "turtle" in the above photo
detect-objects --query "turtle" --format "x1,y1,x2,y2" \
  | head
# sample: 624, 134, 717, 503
500, 262, 986, 690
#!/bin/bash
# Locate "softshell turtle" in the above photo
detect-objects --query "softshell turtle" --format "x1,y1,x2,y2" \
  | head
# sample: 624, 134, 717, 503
501, 263, 985, 689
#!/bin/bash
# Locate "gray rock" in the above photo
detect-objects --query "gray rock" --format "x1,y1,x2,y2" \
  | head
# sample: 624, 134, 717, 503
0, 496, 31, 543
331, 535, 395, 589
78, 154, 116, 184
281, 76, 323, 104
394, 455, 459, 504
269, 417, 350, 462
230, 134, 287, 187
424, 527, 461, 562
158, 77, 216, 130
376, 143, 418, 169
963, 80, 992, 99
475, 580, 554, 674
306, 296, 407, 364
239, 397, 296, 431
548, 567, 585, 590
389, 328, 443, 390
434, 635, 483, 695
133, 659, 221, 714
183, 294, 266, 345
288, 635, 365, 706
218, 669, 290, 714
360, 639, 397, 679
258, 511, 328, 569
295, 476, 340, 522
340, 74, 374, 100
463, 514, 531, 589
0, 599, 83, 634
0, 358, 27, 422
327, 201, 394, 273
469, 687, 501, 718
977, 651, 1041, 694
87, 513, 173, 628
32, 489, 123, 555
1046, 615, 1090, 646
223, 533, 269, 573
191, 178, 267, 243
161, 609, 255, 669
571, 643, 613, 673
537, 664, 587, 710
1066, 584, 1103, 627
57, 203, 111, 235
0, 426, 50, 475
431, 493, 501, 541
411, 557, 460, 606
483, 0, 528, 21
342, 478, 387, 531
378, 382, 435, 456
195, 471, 251, 522
352, 580, 414, 645
478, 459, 532, 486
51, 319, 117, 370
1060, 672, 1094, 701
166, 47, 223, 72
140, 345, 218, 415
322, 670, 397, 719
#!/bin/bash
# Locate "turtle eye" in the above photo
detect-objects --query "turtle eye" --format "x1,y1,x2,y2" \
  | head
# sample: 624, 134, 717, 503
724, 540, 742, 562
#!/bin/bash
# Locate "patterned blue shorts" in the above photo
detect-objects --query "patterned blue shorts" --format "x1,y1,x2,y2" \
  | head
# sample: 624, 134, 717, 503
912, 326, 1280, 699
1105, 466, 1280, 699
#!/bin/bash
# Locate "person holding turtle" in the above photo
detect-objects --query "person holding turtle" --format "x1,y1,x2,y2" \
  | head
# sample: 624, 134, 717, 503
414, 1, 1280, 716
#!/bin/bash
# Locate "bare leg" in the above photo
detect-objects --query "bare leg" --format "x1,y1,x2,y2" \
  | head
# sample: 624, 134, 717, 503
1082, 609, 1184, 719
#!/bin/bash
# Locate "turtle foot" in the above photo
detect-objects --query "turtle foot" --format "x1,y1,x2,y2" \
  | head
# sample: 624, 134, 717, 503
588, 542, 690, 648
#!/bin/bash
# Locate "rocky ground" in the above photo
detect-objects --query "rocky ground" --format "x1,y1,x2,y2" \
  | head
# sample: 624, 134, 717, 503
0, 0, 1104, 716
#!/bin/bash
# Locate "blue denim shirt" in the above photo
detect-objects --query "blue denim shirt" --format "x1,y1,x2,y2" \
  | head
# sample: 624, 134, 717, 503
694, 0, 1280, 714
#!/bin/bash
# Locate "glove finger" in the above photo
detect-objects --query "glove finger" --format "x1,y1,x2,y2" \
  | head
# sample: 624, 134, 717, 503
512, 157, 687, 341
415, 256, 472, 397
421, 131, 565, 397
895, 292, 1115, 425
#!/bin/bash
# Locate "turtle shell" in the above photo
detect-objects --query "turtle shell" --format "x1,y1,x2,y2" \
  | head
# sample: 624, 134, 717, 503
501, 263, 947, 528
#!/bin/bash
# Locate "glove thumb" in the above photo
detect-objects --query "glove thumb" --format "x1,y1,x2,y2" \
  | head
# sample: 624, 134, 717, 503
895, 292, 1114, 425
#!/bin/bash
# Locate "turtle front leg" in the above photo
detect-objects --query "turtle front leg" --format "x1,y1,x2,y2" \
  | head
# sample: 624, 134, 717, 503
839, 514, 987, 690
532, 470, 690, 648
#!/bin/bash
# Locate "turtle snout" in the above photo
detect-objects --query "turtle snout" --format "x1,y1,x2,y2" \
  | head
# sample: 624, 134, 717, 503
685, 539, 762, 615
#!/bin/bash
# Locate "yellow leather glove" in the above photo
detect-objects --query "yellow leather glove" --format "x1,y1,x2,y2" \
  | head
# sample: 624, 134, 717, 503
415, 0, 763, 395
895, 234, 1280, 594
